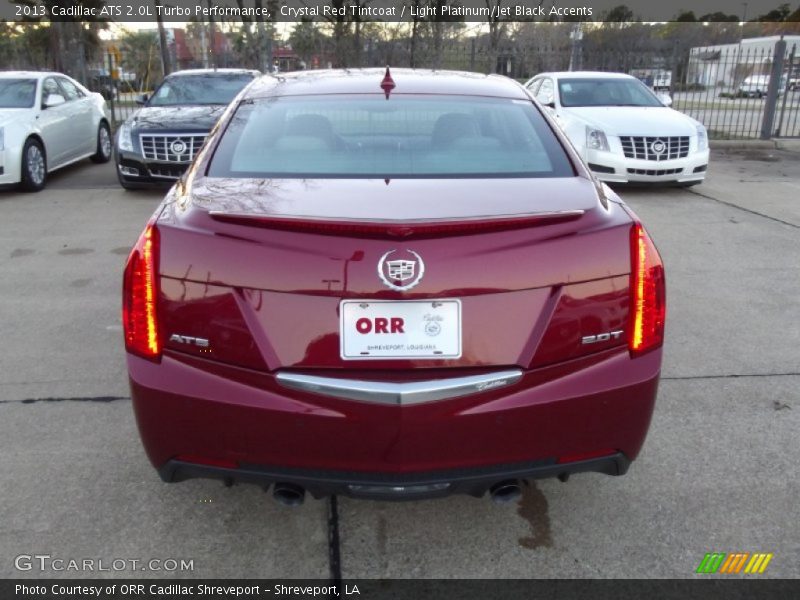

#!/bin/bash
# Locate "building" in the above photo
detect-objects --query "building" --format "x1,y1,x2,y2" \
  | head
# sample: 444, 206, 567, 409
688, 36, 800, 88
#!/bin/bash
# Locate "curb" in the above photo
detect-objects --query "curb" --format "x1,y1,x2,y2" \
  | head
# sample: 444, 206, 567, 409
776, 140, 800, 152
710, 139, 800, 151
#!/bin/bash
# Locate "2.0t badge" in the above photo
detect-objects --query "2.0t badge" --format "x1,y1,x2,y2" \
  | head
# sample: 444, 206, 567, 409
377, 249, 425, 291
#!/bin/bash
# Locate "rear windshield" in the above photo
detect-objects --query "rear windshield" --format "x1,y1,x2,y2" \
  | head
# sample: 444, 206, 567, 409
207, 95, 574, 178
148, 73, 255, 106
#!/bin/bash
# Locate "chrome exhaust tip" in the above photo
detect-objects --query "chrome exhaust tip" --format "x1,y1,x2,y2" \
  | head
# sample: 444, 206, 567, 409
272, 482, 306, 507
489, 479, 522, 504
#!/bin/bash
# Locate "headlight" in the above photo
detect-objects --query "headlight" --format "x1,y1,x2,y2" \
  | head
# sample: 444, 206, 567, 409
585, 126, 609, 152
0, 127, 4, 151
117, 121, 134, 152
696, 124, 708, 151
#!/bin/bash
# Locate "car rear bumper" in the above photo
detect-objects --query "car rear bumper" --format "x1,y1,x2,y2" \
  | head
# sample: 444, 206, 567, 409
129, 346, 660, 499
158, 453, 631, 500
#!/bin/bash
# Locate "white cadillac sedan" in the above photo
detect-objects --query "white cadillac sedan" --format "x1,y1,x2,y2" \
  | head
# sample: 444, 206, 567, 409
0, 71, 111, 192
524, 71, 709, 185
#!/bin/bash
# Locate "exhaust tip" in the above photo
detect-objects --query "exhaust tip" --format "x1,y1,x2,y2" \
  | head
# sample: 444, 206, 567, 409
272, 482, 306, 507
489, 479, 522, 504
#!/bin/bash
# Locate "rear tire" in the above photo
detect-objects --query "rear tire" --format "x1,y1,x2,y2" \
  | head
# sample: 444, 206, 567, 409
19, 138, 47, 192
91, 121, 112, 163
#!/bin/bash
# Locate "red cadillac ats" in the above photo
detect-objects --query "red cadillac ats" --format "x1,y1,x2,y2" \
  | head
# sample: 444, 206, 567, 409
123, 69, 665, 505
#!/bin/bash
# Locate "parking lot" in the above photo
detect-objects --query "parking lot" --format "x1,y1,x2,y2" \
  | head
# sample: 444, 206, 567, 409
0, 148, 798, 579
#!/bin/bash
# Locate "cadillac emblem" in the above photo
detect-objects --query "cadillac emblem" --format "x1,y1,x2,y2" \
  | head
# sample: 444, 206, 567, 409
377, 249, 425, 291
650, 139, 666, 156
170, 140, 188, 156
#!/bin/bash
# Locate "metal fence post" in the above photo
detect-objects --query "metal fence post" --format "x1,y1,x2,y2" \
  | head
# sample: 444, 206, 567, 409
470, 38, 476, 72
776, 44, 795, 137
760, 39, 787, 140
106, 51, 116, 126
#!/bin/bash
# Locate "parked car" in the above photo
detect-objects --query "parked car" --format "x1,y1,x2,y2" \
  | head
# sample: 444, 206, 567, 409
87, 69, 118, 101
737, 74, 787, 98
0, 71, 111, 192
629, 68, 671, 92
524, 71, 709, 185
114, 68, 259, 190
124, 69, 666, 505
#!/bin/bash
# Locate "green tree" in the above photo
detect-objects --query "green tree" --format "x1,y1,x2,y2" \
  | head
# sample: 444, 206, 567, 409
756, 3, 792, 21
604, 4, 634, 22
288, 18, 327, 68
697, 12, 740, 22
119, 30, 163, 92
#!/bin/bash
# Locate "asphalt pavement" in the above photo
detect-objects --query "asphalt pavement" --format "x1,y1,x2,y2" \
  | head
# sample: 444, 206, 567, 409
0, 150, 797, 579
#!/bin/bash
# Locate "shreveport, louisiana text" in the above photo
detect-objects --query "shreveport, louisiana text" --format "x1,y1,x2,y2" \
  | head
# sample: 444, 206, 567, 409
16, 584, 361, 596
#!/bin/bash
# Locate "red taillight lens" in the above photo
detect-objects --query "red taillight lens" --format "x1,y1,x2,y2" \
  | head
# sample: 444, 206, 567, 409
629, 223, 666, 356
123, 224, 161, 360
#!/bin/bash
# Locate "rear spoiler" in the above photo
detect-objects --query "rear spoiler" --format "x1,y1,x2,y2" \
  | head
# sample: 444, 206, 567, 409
207, 210, 585, 239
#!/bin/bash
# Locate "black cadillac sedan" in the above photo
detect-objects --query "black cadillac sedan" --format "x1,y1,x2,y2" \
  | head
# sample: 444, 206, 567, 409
114, 68, 259, 189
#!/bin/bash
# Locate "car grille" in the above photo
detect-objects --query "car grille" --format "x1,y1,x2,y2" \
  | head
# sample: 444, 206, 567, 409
619, 136, 690, 161
140, 133, 206, 163
148, 164, 190, 180
627, 168, 683, 176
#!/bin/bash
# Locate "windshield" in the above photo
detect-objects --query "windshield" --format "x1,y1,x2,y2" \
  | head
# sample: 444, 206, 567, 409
208, 95, 574, 179
558, 78, 663, 107
0, 78, 37, 108
148, 73, 255, 106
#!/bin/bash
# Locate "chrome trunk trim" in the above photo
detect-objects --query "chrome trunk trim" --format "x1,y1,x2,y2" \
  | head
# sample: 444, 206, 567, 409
275, 369, 523, 405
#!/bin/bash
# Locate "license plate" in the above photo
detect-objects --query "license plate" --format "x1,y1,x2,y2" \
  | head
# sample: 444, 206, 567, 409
340, 299, 462, 360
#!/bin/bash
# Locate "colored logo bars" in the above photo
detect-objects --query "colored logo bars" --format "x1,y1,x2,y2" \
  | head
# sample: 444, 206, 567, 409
696, 552, 773, 574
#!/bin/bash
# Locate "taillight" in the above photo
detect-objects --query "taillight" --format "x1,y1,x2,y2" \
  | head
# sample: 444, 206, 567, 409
123, 223, 161, 360
629, 223, 666, 356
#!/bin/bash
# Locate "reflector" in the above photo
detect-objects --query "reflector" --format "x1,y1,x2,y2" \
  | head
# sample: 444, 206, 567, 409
557, 449, 616, 464
175, 454, 239, 469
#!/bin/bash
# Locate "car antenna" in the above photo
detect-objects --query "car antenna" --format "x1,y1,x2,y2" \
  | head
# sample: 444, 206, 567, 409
380, 66, 395, 100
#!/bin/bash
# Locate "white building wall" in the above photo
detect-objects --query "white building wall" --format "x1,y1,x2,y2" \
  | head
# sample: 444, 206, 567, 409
689, 36, 800, 87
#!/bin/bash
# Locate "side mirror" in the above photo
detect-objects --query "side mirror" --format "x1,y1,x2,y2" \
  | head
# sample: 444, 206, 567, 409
657, 93, 673, 107
544, 101, 556, 109
135, 93, 149, 105
43, 94, 66, 108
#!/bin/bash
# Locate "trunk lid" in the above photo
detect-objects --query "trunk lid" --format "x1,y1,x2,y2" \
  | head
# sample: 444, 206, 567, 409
157, 176, 632, 371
